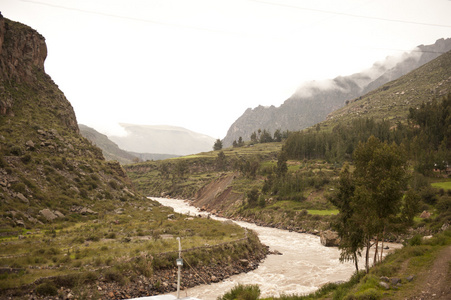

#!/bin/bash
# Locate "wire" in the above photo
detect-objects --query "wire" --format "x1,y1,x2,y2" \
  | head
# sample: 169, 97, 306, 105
249, 0, 451, 28
18, 0, 451, 55
181, 254, 209, 285
18, 0, 243, 36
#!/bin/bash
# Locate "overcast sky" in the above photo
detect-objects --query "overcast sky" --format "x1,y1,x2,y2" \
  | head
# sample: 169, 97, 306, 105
2, 0, 451, 138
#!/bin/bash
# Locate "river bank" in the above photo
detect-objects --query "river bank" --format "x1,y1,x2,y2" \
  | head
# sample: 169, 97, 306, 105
4, 249, 266, 300
1, 206, 268, 300
152, 198, 363, 299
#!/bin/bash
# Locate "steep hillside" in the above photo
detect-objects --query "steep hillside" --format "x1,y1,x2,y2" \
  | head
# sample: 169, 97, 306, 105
324, 49, 451, 128
109, 123, 216, 156
0, 16, 265, 299
0, 16, 141, 229
79, 124, 138, 165
223, 38, 451, 147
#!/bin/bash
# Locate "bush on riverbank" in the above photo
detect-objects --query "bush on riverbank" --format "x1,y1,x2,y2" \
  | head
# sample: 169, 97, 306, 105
218, 284, 261, 300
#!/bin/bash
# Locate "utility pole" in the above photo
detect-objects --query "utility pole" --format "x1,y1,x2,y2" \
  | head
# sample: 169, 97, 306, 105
176, 237, 183, 299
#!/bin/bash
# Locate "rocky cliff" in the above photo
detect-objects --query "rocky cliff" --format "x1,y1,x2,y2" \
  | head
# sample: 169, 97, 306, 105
223, 38, 451, 147
0, 15, 139, 229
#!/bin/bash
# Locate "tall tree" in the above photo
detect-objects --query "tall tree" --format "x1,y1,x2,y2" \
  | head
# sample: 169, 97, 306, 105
333, 136, 409, 273
330, 163, 362, 272
213, 139, 223, 151
353, 136, 408, 272
216, 151, 227, 171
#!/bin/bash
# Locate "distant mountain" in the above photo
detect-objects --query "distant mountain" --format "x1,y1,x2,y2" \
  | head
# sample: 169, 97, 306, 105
79, 124, 179, 164
126, 151, 179, 162
223, 38, 451, 147
79, 124, 138, 164
108, 124, 216, 156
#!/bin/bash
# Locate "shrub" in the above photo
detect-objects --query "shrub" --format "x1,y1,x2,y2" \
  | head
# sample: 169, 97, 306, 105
36, 281, 58, 296
218, 284, 261, 300
11, 182, 26, 194
10, 145, 23, 156
0, 155, 6, 167
108, 180, 119, 190
21, 154, 32, 164
104, 269, 126, 285
86, 234, 100, 242
105, 232, 116, 239
436, 196, 451, 212
53, 161, 65, 170
79, 188, 88, 199
90, 174, 100, 182
82, 271, 98, 284
353, 288, 381, 300
407, 235, 423, 246
46, 247, 60, 255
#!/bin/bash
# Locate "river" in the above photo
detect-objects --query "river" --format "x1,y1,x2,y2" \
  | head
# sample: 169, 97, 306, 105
151, 197, 400, 299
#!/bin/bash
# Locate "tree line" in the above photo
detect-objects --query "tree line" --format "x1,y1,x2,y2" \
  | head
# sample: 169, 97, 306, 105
283, 93, 451, 176
214, 129, 291, 151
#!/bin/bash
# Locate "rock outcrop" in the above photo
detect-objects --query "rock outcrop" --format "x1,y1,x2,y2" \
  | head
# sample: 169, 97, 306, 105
0, 14, 79, 132
0, 12, 47, 82
320, 230, 340, 247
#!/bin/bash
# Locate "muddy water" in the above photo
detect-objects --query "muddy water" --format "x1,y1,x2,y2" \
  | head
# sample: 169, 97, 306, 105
151, 197, 399, 299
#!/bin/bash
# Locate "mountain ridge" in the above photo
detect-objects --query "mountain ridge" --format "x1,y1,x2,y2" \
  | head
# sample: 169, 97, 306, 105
79, 124, 179, 164
222, 38, 451, 147
108, 123, 216, 156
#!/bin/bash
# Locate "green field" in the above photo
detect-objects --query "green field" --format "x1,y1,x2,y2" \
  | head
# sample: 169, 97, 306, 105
431, 181, 451, 190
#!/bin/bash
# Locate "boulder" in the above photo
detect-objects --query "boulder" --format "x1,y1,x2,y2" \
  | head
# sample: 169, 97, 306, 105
54, 210, 65, 218
123, 188, 135, 197
379, 281, 390, 290
420, 210, 431, 219
320, 230, 340, 247
80, 207, 97, 215
239, 259, 249, 266
39, 208, 58, 221
16, 193, 29, 204
25, 140, 35, 149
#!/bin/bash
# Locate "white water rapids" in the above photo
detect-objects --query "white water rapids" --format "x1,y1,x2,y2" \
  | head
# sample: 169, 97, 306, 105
150, 197, 400, 299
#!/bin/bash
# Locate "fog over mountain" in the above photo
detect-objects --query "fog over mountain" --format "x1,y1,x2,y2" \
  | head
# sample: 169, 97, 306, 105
223, 38, 451, 147
108, 124, 216, 156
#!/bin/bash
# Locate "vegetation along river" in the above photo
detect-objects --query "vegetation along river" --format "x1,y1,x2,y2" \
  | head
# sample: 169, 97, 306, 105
151, 197, 400, 299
